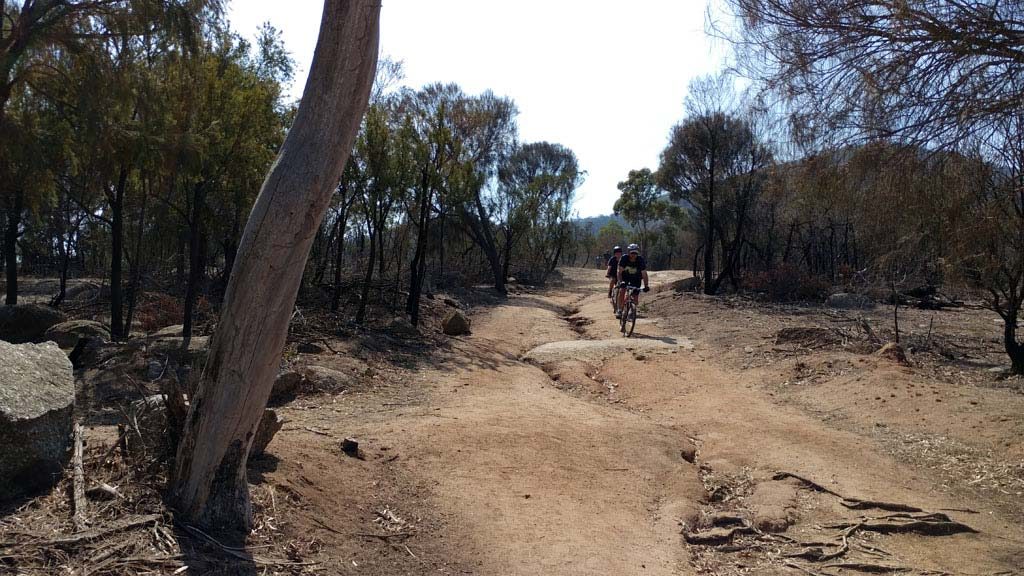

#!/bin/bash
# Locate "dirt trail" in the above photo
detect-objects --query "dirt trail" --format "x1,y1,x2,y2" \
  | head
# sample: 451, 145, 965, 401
269, 269, 1023, 575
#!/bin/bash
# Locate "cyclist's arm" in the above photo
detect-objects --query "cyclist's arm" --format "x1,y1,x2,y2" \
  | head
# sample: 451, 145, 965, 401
617, 267, 623, 283
642, 270, 650, 289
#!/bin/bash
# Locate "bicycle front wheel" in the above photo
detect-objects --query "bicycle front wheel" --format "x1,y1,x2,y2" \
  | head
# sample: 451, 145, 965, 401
627, 303, 637, 337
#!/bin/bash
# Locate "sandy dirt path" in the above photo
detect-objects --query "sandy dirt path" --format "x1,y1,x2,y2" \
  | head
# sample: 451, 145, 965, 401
269, 269, 1023, 575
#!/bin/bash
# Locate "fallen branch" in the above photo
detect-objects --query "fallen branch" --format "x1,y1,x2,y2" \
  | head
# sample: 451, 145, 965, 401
683, 525, 756, 545
71, 424, 87, 532
0, 514, 162, 549
355, 532, 413, 541
85, 482, 123, 501
823, 562, 909, 573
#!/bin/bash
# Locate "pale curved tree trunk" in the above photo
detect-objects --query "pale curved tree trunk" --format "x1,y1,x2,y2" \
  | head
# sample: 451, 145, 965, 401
170, 0, 380, 532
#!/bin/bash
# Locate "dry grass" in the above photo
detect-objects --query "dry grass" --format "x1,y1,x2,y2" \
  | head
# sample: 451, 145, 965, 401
0, 430, 324, 575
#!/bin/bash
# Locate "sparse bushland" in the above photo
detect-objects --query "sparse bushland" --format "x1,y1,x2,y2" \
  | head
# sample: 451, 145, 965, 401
1, 0, 585, 535
590, 1, 1024, 373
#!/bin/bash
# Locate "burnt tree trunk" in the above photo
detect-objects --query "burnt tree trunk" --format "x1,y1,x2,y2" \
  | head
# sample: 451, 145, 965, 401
330, 196, 351, 312
407, 178, 433, 325
170, 0, 380, 533
1002, 298, 1024, 375
703, 159, 717, 295
463, 195, 504, 293
109, 166, 129, 340
355, 220, 377, 325
182, 182, 207, 344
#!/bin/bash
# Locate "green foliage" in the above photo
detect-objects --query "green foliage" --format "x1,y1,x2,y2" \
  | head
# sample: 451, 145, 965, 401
658, 105, 771, 293
595, 220, 630, 257
1, 0, 583, 330
613, 168, 670, 253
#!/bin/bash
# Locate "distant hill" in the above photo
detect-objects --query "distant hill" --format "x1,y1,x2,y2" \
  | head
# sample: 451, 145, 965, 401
573, 213, 631, 232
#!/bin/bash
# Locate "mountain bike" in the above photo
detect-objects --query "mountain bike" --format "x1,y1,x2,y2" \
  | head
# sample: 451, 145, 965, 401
619, 283, 641, 337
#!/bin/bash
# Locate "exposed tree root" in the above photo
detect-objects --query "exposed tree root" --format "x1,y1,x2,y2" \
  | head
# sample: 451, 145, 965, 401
71, 423, 88, 532
840, 499, 923, 513
689, 471, 979, 575
829, 512, 977, 536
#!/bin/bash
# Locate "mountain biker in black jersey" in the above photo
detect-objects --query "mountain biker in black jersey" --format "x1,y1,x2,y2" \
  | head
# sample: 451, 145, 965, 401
616, 243, 649, 318
606, 246, 622, 298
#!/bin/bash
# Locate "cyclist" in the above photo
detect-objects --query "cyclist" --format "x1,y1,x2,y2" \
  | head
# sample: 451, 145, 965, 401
616, 243, 649, 318
606, 246, 622, 298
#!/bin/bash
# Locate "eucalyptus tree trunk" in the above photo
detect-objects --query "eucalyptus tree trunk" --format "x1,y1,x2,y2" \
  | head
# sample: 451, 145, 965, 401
170, 0, 380, 533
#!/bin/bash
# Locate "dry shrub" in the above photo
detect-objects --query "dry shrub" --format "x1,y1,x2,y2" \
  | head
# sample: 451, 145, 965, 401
743, 264, 831, 302
134, 293, 214, 333
134, 293, 183, 332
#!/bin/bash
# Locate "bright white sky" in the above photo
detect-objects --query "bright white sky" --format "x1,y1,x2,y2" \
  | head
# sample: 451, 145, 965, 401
228, 1, 732, 217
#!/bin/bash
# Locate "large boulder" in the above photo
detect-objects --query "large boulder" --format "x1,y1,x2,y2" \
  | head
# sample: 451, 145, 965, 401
825, 293, 874, 310
270, 370, 306, 405
149, 325, 184, 338
0, 341, 74, 501
301, 365, 353, 392
0, 304, 65, 344
147, 336, 209, 366
64, 281, 104, 302
43, 319, 110, 349
442, 310, 471, 336
387, 316, 420, 338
